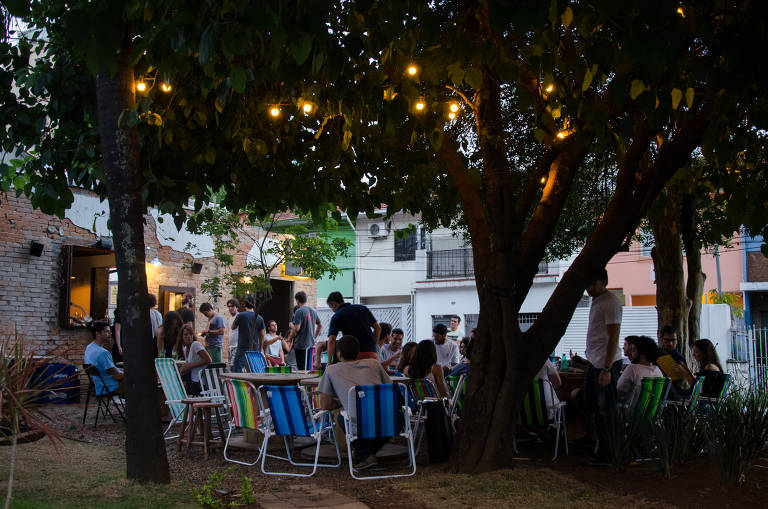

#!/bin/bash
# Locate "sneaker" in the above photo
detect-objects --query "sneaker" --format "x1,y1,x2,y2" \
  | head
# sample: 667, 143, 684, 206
353, 455, 379, 471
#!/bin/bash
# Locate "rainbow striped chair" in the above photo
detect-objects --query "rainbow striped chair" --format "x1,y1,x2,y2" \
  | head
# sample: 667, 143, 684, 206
265, 366, 292, 374
696, 373, 732, 415
342, 383, 415, 480
245, 351, 267, 373
408, 377, 441, 454
222, 378, 268, 466
258, 385, 341, 477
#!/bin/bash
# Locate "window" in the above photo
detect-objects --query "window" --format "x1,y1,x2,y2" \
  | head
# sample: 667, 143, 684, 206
59, 245, 116, 328
394, 228, 416, 261
518, 313, 540, 332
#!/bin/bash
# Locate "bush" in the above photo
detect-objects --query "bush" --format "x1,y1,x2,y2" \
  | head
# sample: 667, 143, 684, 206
649, 405, 705, 478
706, 388, 768, 485
603, 406, 651, 472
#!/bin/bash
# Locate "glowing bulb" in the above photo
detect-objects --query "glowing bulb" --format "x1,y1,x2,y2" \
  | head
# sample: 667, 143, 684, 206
407, 65, 417, 75
556, 130, 569, 139
270, 107, 280, 117
160, 83, 172, 93
545, 84, 554, 93
415, 102, 425, 111
540, 177, 547, 184
136, 82, 147, 92
676, 6, 685, 17
449, 103, 459, 113
448, 112, 456, 119
302, 103, 313, 113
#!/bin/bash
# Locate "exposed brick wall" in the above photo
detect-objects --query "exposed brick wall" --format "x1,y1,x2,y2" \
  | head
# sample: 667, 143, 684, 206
747, 252, 768, 283
0, 190, 316, 375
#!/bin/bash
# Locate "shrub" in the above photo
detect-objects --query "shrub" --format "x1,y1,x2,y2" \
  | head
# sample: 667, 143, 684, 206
649, 405, 705, 478
603, 406, 651, 472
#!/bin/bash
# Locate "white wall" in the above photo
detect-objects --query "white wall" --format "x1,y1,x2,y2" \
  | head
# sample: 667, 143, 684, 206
412, 283, 479, 341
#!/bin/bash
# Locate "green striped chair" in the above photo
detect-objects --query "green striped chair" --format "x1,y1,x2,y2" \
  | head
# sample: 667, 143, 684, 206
155, 358, 210, 439
222, 378, 268, 466
632, 377, 671, 421
685, 376, 705, 414
265, 366, 292, 374
697, 373, 731, 415
446, 374, 467, 428
513, 378, 568, 460
408, 378, 441, 454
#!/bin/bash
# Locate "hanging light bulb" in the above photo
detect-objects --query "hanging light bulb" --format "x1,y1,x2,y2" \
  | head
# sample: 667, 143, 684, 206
269, 107, 280, 117
407, 65, 417, 75
545, 84, 555, 93
136, 81, 147, 92
449, 103, 459, 113
415, 101, 425, 111
160, 82, 172, 93
448, 112, 456, 119
302, 102, 313, 114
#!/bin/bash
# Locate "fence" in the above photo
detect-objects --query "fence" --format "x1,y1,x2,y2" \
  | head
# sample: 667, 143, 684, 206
316, 303, 414, 344
744, 326, 768, 389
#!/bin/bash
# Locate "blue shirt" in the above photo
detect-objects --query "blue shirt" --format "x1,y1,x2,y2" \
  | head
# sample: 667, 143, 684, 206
206, 314, 225, 348
328, 303, 378, 353
84, 342, 121, 395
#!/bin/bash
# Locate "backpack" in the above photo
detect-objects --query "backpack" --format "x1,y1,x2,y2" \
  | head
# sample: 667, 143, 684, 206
423, 399, 453, 463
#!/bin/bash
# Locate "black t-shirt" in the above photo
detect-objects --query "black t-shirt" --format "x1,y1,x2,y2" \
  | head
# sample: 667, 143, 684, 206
232, 311, 265, 350
328, 303, 378, 353
177, 306, 195, 326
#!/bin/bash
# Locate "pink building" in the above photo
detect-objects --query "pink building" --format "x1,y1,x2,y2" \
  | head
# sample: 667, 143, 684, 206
605, 240, 743, 307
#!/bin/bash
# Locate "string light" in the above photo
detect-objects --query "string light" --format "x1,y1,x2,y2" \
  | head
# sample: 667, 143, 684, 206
302, 102, 313, 114
449, 103, 459, 113
136, 82, 147, 92
415, 101, 425, 111
269, 107, 280, 117
540, 176, 547, 184
448, 112, 456, 119
407, 65, 417, 76
545, 84, 555, 93
676, 6, 685, 17
160, 83, 172, 93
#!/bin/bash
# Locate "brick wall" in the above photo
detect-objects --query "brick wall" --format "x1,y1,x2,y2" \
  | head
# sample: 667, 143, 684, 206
747, 252, 768, 283
0, 190, 316, 373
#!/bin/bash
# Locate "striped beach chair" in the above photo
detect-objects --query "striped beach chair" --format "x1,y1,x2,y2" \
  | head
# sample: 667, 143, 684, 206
446, 374, 467, 429
514, 378, 568, 460
222, 378, 274, 466
265, 366, 292, 374
155, 358, 208, 439
343, 383, 416, 480
408, 377, 441, 453
633, 377, 671, 421
245, 351, 267, 373
258, 385, 340, 477
697, 373, 731, 415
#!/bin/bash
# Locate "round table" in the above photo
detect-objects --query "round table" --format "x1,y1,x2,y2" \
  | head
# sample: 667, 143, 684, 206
299, 375, 411, 387
219, 372, 316, 386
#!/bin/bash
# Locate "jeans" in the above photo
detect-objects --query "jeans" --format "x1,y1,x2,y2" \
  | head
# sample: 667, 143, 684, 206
583, 359, 622, 457
232, 347, 247, 373
206, 346, 222, 363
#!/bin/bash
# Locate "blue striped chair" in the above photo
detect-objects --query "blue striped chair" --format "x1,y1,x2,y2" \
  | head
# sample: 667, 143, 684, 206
343, 383, 416, 480
245, 351, 267, 373
257, 385, 340, 477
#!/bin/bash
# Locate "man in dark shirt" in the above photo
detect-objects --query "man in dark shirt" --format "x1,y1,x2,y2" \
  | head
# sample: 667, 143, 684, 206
177, 293, 195, 326
326, 291, 381, 363
656, 325, 689, 400
230, 299, 265, 372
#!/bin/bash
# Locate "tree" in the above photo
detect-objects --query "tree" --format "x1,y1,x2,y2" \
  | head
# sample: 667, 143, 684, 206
4, 1, 768, 475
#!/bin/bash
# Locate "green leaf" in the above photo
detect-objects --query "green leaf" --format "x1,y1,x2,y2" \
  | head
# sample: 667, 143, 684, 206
630, 79, 647, 100
230, 67, 247, 93
534, 129, 547, 143
671, 88, 683, 110
685, 87, 694, 108
429, 129, 443, 151
465, 67, 483, 90
204, 148, 216, 164
582, 64, 597, 92
561, 7, 574, 29
199, 22, 219, 65
290, 34, 312, 66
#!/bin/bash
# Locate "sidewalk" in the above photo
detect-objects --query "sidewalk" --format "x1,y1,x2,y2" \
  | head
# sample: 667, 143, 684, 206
257, 484, 369, 509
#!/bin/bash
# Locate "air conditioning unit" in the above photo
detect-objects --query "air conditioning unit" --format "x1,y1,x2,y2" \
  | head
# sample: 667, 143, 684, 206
368, 222, 390, 238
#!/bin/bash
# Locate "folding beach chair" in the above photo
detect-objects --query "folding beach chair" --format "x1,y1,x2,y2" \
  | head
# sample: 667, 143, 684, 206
408, 377, 441, 453
343, 383, 416, 480
697, 373, 731, 415
82, 364, 125, 428
304, 347, 314, 371
445, 374, 467, 430
155, 358, 208, 439
265, 366, 292, 374
632, 377, 671, 421
222, 378, 269, 466
245, 351, 267, 373
257, 385, 341, 477
200, 363, 228, 406
513, 378, 568, 460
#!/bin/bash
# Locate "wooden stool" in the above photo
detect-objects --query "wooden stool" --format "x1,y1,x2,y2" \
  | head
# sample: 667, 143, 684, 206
179, 398, 226, 459
177, 398, 211, 453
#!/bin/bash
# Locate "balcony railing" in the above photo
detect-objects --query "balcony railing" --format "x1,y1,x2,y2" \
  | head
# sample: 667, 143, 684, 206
426, 248, 550, 279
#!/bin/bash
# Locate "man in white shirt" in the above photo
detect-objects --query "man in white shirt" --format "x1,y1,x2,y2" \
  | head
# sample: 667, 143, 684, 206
263, 319, 285, 365
432, 323, 459, 372
583, 267, 623, 462
446, 316, 463, 344
225, 299, 239, 370
616, 335, 663, 408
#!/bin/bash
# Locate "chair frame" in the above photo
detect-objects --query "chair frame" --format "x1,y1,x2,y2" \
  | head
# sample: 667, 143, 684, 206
408, 377, 442, 454
513, 378, 568, 461
200, 363, 228, 405
257, 384, 341, 477
342, 383, 416, 480
155, 358, 209, 439
446, 374, 467, 430
696, 373, 731, 414
222, 378, 270, 466
82, 363, 125, 428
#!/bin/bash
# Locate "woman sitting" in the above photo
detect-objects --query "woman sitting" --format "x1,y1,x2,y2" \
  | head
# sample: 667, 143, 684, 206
404, 340, 450, 398
395, 342, 417, 375
675, 338, 724, 398
176, 323, 212, 396
616, 335, 663, 408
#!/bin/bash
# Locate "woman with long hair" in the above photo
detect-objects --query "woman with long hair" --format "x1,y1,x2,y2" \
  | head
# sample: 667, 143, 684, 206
405, 340, 449, 397
396, 342, 417, 374
678, 338, 725, 398
177, 323, 211, 395
157, 310, 183, 358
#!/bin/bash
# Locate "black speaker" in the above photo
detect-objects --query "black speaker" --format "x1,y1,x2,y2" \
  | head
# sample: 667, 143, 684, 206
29, 241, 44, 257
191, 262, 203, 274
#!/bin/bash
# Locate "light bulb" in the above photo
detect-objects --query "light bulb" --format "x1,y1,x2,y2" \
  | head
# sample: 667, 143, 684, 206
540, 177, 547, 184
448, 112, 456, 119
303, 103, 313, 113
407, 65, 417, 75
415, 102, 425, 111
136, 82, 147, 92
449, 103, 459, 113
160, 83, 172, 93
545, 84, 554, 93
270, 107, 280, 117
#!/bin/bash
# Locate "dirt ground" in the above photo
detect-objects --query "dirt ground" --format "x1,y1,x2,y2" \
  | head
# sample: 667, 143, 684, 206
13, 403, 768, 509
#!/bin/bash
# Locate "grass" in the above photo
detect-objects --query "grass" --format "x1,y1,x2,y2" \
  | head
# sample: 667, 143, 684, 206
0, 438, 195, 509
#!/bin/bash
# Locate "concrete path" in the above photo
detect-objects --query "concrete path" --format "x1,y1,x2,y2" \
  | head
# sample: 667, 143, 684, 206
257, 484, 369, 509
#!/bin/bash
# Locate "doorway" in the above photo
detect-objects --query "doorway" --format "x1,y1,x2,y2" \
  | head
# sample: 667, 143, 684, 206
260, 279, 294, 336
158, 285, 195, 315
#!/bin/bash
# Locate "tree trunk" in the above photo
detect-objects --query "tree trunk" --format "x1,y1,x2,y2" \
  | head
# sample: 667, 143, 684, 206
651, 192, 688, 341
95, 27, 170, 483
680, 194, 706, 349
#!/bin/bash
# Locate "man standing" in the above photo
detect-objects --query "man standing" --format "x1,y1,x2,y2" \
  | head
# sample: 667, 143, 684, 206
432, 323, 460, 372
231, 299, 265, 373
318, 335, 395, 471
148, 294, 163, 341
84, 320, 124, 395
225, 298, 239, 370
285, 291, 322, 371
326, 291, 381, 363
583, 267, 623, 462
199, 302, 225, 363
446, 315, 463, 344
177, 292, 195, 326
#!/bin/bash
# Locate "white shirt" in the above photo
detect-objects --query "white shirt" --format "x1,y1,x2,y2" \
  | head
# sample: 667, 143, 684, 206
616, 363, 663, 407
264, 333, 282, 357
534, 360, 561, 420
585, 291, 623, 369
434, 340, 460, 367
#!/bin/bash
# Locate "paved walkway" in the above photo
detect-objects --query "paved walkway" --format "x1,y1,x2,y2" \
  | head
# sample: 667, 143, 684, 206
257, 484, 369, 509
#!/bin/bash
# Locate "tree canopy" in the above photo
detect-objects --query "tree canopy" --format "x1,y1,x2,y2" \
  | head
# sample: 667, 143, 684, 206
3, 0, 768, 476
